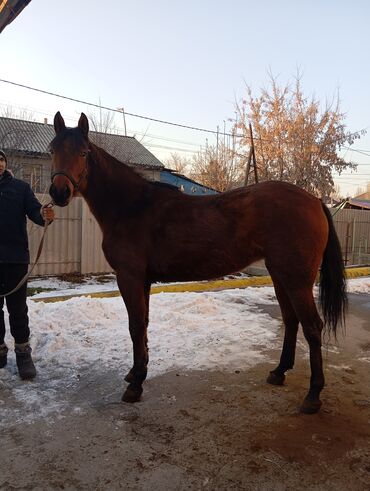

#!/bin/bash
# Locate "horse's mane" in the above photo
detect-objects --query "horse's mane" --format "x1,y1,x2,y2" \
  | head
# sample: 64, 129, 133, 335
90, 142, 182, 194
84, 141, 141, 182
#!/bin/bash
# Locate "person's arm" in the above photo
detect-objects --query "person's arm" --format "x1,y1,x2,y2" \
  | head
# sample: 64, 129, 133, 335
24, 185, 54, 226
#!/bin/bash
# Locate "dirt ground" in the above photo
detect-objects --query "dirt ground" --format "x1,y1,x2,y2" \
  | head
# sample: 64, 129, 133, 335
0, 293, 369, 491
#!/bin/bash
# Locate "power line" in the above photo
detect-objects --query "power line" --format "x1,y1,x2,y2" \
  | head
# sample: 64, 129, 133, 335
333, 174, 370, 180
130, 130, 203, 147
342, 145, 370, 157
0, 78, 247, 140
337, 171, 370, 175
145, 143, 197, 154
0, 100, 207, 152
0, 78, 367, 149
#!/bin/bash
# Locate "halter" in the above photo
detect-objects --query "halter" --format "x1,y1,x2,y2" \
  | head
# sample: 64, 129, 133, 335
50, 151, 90, 191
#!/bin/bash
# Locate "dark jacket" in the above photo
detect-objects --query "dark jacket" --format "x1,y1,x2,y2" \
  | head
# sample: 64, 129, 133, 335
0, 170, 45, 264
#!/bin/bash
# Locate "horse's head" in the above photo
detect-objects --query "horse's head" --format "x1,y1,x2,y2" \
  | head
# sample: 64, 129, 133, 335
49, 112, 90, 206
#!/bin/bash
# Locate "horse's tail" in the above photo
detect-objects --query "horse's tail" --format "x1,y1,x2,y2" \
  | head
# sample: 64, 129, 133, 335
319, 203, 347, 336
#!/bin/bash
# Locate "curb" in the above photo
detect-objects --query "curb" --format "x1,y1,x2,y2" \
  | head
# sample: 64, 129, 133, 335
345, 266, 370, 279
31, 267, 370, 304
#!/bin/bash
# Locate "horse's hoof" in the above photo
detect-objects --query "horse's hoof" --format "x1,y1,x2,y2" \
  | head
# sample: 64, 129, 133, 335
121, 384, 143, 403
300, 398, 322, 414
266, 371, 285, 386
124, 369, 134, 383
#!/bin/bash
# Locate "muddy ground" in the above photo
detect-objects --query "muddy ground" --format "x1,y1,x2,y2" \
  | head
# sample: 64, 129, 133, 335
0, 293, 369, 490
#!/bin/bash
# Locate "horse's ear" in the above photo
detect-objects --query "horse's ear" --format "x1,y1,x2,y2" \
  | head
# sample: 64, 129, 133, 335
78, 113, 89, 138
54, 112, 66, 134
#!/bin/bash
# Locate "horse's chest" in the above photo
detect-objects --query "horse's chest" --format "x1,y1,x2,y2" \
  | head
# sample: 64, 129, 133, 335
101, 233, 144, 271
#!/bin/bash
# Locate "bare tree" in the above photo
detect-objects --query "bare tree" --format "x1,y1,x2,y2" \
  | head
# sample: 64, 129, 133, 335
330, 184, 343, 202
190, 143, 245, 192
0, 106, 36, 121
234, 72, 363, 197
354, 181, 370, 197
87, 106, 127, 160
0, 106, 41, 189
88, 107, 117, 143
165, 152, 192, 175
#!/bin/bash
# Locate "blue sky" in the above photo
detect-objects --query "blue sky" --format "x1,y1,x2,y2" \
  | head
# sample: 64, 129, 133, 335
0, 0, 369, 195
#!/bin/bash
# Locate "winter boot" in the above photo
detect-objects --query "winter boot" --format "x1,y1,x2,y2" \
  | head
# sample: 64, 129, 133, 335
15, 343, 36, 380
0, 343, 8, 368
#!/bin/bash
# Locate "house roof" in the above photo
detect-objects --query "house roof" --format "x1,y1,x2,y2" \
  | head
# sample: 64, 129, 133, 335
347, 198, 370, 210
162, 169, 219, 193
336, 197, 370, 210
0, 116, 164, 170
354, 190, 370, 200
0, 0, 31, 34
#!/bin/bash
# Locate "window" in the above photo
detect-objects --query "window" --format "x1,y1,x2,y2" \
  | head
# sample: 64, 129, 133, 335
21, 163, 43, 193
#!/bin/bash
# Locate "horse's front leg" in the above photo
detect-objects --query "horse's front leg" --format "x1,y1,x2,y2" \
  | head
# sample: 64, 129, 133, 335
117, 275, 151, 403
124, 280, 150, 386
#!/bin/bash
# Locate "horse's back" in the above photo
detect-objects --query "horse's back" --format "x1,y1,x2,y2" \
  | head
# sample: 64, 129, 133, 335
147, 180, 328, 283
217, 180, 327, 237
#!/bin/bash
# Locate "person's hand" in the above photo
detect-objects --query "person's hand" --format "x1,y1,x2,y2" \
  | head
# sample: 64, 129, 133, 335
41, 204, 55, 223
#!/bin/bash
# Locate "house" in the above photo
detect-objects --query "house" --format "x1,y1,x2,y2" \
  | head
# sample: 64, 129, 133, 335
0, 116, 164, 193
355, 190, 370, 200
0, 116, 216, 196
343, 198, 370, 210
160, 169, 218, 195
336, 190, 370, 211
0, 0, 31, 34
348, 190, 370, 209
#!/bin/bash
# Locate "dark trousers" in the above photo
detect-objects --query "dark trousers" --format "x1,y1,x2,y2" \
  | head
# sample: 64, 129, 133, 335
0, 264, 30, 345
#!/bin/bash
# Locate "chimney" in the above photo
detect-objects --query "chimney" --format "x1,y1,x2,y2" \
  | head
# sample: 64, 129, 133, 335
44, 118, 48, 124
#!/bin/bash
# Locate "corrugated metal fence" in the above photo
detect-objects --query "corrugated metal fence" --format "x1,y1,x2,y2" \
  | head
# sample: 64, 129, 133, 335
332, 208, 370, 266
29, 196, 112, 276
28, 197, 370, 277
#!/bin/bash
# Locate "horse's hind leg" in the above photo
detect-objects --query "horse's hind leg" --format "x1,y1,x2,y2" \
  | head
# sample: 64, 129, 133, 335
267, 280, 299, 386
289, 289, 325, 414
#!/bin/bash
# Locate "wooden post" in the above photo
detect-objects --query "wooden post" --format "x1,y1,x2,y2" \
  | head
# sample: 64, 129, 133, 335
244, 147, 252, 186
344, 221, 351, 266
351, 219, 356, 263
244, 123, 258, 186
249, 123, 258, 184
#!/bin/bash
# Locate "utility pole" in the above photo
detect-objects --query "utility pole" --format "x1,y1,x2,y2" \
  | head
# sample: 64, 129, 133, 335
216, 125, 219, 163
116, 107, 127, 136
250, 123, 258, 184
223, 120, 226, 166
244, 123, 258, 186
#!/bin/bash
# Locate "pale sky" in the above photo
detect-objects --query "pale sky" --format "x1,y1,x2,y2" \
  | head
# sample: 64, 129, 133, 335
0, 0, 369, 196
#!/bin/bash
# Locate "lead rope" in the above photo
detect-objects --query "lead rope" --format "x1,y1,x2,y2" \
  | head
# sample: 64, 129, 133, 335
0, 201, 54, 298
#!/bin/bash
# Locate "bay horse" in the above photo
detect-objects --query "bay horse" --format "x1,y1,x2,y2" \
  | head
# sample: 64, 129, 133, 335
49, 112, 346, 414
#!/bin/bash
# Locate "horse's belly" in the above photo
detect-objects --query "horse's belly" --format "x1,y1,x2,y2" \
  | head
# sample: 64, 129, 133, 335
149, 247, 260, 282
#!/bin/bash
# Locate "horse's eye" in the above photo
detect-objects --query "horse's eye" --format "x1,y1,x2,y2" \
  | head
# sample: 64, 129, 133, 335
81, 151, 87, 158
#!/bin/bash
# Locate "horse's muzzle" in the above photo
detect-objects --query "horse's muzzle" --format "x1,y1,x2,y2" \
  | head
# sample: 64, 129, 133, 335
49, 182, 71, 207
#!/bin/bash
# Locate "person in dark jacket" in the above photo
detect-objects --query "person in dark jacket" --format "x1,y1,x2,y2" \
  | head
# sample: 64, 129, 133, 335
0, 150, 55, 379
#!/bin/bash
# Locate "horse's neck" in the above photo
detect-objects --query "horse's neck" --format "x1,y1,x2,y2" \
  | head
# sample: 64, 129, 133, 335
82, 145, 148, 229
